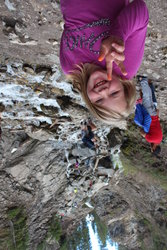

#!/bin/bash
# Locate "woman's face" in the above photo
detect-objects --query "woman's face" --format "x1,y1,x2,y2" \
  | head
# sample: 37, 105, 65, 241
87, 70, 127, 113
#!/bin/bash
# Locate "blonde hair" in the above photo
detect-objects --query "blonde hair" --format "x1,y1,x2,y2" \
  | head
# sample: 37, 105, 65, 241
67, 63, 136, 124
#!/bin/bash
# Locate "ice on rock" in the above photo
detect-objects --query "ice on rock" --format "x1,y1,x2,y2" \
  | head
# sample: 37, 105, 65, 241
7, 64, 15, 75
5, 0, 16, 11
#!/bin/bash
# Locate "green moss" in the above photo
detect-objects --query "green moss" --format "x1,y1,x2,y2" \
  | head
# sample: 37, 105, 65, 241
37, 215, 62, 249
121, 148, 167, 191
7, 207, 22, 220
121, 156, 138, 176
0, 228, 11, 249
37, 241, 45, 250
148, 169, 167, 191
141, 218, 152, 231
121, 119, 167, 192
136, 212, 167, 250
110, 211, 114, 217
122, 139, 155, 166
0, 228, 10, 238
115, 164, 119, 171
0, 207, 29, 250
140, 240, 147, 250
59, 241, 68, 250
152, 233, 167, 250
6, 206, 29, 250
47, 215, 62, 241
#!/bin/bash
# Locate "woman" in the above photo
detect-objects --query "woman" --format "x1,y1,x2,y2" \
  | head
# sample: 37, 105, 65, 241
60, 0, 149, 124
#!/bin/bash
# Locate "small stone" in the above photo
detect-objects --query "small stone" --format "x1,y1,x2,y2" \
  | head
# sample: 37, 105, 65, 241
60, 21, 64, 30
11, 148, 17, 154
152, 72, 160, 80
23, 67, 34, 74
146, 69, 153, 74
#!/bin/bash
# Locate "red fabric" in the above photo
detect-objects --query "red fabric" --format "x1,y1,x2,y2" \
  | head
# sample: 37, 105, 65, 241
136, 98, 143, 105
145, 115, 163, 143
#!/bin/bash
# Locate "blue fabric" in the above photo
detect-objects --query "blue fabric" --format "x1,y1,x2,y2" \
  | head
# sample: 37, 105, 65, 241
81, 125, 95, 149
134, 104, 152, 133
149, 82, 157, 104
82, 137, 95, 149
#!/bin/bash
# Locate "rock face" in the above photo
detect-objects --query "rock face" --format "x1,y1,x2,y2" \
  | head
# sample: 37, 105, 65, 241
0, 1, 167, 250
93, 173, 167, 250
1, 124, 167, 250
0, 0, 62, 65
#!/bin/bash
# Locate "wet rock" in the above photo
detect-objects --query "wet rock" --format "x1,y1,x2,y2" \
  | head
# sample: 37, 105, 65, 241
97, 167, 114, 177
23, 63, 35, 74
0, 64, 7, 73
98, 156, 113, 169
0, 104, 5, 112
45, 237, 60, 250
107, 128, 122, 148
109, 222, 125, 237
35, 65, 52, 74
2, 16, 17, 29
50, 87, 64, 96
25, 127, 56, 141
72, 145, 96, 158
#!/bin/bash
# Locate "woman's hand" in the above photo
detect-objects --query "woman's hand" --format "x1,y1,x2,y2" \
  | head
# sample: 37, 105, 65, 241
98, 36, 127, 80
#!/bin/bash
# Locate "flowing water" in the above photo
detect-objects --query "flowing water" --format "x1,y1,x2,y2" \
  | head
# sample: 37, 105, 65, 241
61, 212, 127, 250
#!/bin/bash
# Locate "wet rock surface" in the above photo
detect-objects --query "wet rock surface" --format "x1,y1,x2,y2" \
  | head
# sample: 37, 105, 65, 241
0, 1, 167, 250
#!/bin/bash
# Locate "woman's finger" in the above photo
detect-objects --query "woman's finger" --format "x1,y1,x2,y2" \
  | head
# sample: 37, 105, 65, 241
106, 58, 114, 80
111, 51, 125, 62
115, 60, 127, 76
98, 45, 108, 62
112, 43, 125, 53
119, 62, 127, 76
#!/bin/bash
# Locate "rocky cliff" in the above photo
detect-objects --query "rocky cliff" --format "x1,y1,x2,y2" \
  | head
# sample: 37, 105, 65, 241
0, 1, 167, 249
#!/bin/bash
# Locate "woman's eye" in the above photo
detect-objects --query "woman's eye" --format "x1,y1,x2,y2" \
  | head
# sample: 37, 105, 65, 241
95, 99, 103, 104
110, 91, 119, 96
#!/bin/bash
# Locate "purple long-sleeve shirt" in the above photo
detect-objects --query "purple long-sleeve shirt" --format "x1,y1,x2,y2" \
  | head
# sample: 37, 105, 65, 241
60, 0, 149, 80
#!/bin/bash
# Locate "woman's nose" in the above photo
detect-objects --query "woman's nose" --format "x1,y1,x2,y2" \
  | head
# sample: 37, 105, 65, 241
99, 87, 109, 98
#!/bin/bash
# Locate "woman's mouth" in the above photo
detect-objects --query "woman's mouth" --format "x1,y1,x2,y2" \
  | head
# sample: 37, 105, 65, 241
94, 80, 108, 89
